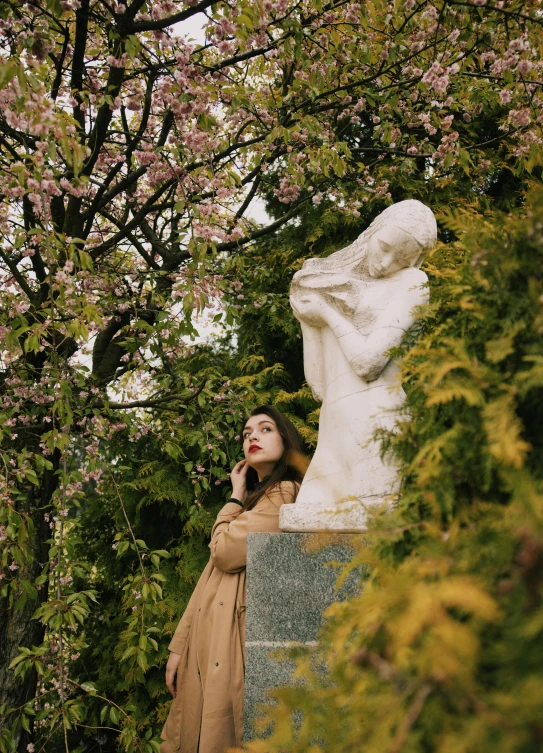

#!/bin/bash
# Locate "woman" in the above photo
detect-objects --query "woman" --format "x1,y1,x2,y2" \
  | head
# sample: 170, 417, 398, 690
160, 405, 305, 753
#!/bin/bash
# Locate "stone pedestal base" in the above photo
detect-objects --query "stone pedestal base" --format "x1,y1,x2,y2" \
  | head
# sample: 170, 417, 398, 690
244, 532, 365, 740
279, 497, 375, 533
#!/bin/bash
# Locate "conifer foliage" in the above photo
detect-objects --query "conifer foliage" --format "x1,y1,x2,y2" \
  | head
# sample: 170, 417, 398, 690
240, 191, 543, 753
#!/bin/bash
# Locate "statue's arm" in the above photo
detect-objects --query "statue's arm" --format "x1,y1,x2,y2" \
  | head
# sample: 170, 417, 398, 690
325, 281, 429, 382
300, 321, 325, 401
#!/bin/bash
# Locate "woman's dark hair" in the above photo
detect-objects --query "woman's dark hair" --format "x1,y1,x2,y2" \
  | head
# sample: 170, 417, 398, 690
241, 405, 307, 510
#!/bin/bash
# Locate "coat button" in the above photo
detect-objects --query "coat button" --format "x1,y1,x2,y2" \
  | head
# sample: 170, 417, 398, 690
199, 608, 201, 611
219, 602, 223, 605
215, 662, 219, 667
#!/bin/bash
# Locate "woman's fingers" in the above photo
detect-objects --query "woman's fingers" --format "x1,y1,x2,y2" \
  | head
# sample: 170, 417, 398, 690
166, 669, 176, 698
166, 652, 181, 698
231, 459, 247, 475
230, 459, 248, 503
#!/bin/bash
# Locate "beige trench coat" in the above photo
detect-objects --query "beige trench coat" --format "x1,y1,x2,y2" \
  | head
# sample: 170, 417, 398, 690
160, 481, 298, 753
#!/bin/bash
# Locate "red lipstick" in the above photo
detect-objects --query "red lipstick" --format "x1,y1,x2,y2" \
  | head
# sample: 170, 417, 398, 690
248, 445, 262, 453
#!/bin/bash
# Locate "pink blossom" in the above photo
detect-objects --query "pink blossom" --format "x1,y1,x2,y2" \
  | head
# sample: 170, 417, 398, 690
344, 4, 361, 24
490, 59, 505, 76
517, 59, 532, 74
106, 55, 127, 68
274, 178, 301, 204
509, 108, 531, 127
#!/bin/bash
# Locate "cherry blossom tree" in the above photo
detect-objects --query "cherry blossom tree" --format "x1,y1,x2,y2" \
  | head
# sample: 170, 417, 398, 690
1, 0, 542, 750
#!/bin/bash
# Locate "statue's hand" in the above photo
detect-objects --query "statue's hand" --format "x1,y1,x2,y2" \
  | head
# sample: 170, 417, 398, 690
291, 293, 329, 326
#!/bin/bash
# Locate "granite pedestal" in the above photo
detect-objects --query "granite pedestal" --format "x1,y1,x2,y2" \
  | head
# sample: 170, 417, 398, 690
244, 532, 365, 740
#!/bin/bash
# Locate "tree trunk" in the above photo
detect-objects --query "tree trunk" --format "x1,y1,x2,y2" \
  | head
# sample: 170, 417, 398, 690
0, 467, 58, 752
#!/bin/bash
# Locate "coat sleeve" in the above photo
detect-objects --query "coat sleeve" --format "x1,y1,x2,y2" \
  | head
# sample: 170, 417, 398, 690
168, 560, 212, 654
167, 503, 244, 653
209, 482, 299, 574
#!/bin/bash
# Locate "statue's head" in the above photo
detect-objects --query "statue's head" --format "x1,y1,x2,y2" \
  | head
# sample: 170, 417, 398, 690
363, 199, 437, 278
295, 199, 437, 281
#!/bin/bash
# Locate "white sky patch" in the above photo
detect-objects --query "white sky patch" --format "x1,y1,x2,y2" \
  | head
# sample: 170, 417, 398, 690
172, 13, 208, 45
244, 195, 269, 225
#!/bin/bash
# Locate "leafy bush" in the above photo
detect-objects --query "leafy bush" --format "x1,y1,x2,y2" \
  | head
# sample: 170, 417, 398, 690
241, 191, 543, 753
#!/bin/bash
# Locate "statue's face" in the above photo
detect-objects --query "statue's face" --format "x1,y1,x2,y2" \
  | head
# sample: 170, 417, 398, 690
367, 225, 422, 278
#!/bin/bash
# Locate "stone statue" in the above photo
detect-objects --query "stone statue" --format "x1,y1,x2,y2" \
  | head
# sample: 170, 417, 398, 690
279, 200, 437, 533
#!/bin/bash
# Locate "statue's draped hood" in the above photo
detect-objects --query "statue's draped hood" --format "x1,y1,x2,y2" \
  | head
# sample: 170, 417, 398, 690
294, 199, 438, 282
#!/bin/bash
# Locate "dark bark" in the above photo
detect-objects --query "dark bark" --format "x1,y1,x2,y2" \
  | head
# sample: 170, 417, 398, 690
71, 0, 90, 135
0, 465, 59, 752
92, 310, 131, 382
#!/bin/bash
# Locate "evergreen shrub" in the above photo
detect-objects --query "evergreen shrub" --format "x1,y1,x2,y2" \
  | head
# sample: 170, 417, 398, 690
240, 190, 543, 753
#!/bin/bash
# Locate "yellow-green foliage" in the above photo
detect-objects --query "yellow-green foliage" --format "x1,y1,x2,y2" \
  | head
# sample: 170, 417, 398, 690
239, 191, 543, 753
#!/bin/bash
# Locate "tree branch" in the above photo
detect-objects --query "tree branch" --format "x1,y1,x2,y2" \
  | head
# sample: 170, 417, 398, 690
0, 249, 35, 301
216, 196, 312, 253
130, 0, 219, 33
448, 1, 543, 27
89, 179, 177, 258
70, 0, 90, 133
233, 173, 263, 224
99, 209, 161, 269
97, 378, 209, 410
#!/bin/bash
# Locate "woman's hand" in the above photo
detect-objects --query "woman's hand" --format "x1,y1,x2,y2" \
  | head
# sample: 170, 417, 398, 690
229, 459, 249, 502
166, 651, 181, 698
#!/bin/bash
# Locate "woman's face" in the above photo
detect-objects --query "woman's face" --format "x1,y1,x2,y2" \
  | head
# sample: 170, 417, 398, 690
367, 225, 422, 278
242, 414, 285, 479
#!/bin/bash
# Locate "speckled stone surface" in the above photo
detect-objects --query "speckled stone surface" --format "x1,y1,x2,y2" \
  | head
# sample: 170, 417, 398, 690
244, 532, 365, 740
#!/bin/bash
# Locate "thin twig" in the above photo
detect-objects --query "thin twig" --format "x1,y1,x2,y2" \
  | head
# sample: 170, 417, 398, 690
109, 473, 145, 579
65, 679, 129, 717
389, 684, 434, 753
57, 456, 69, 753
